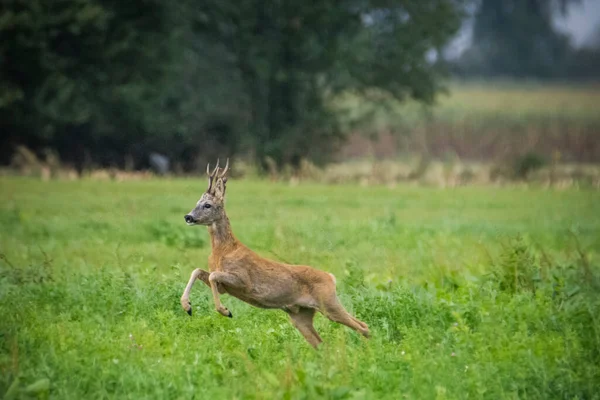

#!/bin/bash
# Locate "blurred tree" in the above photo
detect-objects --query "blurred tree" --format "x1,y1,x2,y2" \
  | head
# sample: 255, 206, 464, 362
0, 0, 171, 172
454, 0, 582, 78
134, 3, 250, 171
1, 0, 467, 171
565, 21, 600, 80
192, 0, 466, 169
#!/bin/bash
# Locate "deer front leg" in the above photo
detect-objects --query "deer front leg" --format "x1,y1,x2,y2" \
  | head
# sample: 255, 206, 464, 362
208, 271, 243, 318
180, 268, 210, 316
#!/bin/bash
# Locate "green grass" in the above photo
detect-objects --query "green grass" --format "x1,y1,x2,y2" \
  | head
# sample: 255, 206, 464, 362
1, 177, 600, 399
338, 83, 600, 125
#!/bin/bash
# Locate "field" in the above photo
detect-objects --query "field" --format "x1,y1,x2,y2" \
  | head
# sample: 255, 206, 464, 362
1, 177, 600, 399
337, 83, 600, 163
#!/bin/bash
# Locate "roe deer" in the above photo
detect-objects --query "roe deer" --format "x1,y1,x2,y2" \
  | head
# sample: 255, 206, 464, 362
180, 159, 369, 348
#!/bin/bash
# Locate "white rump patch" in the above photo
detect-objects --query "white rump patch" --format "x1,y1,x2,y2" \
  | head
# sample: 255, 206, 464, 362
329, 273, 336, 285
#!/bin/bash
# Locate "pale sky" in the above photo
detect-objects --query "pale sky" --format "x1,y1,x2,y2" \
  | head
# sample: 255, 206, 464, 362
555, 0, 600, 47
446, 0, 600, 58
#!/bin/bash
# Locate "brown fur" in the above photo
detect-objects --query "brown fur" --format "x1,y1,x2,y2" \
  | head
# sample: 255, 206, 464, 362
180, 160, 369, 348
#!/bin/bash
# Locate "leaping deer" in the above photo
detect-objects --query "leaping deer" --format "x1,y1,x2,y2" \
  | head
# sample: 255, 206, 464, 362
180, 159, 370, 348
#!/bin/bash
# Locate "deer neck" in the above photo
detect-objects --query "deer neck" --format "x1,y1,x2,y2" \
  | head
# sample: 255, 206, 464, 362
208, 212, 237, 252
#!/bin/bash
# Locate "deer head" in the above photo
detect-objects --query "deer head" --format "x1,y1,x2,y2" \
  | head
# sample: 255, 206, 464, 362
184, 158, 229, 226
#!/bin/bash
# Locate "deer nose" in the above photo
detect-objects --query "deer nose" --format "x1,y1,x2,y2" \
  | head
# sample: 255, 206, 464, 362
184, 215, 195, 224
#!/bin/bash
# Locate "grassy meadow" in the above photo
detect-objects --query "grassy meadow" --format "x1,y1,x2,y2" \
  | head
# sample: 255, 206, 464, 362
337, 83, 600, 163
1, 177, 599, 399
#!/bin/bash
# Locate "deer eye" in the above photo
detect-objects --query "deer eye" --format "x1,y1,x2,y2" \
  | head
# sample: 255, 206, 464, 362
203, 203, 212, 209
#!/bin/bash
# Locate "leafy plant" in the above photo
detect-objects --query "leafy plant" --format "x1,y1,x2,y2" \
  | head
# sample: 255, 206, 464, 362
492, 235, 540, 293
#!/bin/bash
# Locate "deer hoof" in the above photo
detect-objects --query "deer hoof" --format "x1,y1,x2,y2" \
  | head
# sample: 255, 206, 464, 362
181, 300, 192, 316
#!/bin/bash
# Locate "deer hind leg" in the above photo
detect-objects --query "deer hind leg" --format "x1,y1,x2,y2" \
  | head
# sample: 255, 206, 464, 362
321, 297, 370, 338
180, 268, 211, 316
288, 308, 322, 349
208, 271, 243, 318
349, 315, 369, 330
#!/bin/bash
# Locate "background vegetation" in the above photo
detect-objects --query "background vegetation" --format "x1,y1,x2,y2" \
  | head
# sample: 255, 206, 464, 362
338, 82, 600, 161
2, 0, 599, 174
0, 0, 466, 171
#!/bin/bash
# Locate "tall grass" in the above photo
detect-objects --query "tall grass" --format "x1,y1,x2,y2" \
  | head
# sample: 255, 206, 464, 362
1, 177, 599, 398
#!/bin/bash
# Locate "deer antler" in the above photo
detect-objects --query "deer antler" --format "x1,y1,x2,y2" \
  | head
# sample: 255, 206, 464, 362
206, 159, 219, 191
206, 159, 226, 192
212, 158, 220, 177
206, 162, 212, 191
220, 158, 229, 178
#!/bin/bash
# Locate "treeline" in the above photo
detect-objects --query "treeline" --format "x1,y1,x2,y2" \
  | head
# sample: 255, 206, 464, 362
0, 0, 466, 173
452, 0, 600, 80
3, 0, 598, 174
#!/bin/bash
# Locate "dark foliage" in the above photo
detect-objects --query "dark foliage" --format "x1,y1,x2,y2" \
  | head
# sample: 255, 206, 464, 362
0, 0, 466, 172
